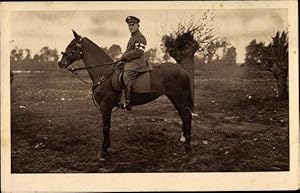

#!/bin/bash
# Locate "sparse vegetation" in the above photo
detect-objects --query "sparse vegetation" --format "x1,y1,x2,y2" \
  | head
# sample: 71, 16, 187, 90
11, 67, 289, 172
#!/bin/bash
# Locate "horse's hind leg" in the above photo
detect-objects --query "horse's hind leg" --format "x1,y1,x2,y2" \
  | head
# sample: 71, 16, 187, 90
167, 96, 192, 148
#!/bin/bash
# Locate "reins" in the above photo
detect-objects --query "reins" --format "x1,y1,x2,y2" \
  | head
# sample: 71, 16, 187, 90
92, 61, 122, 90
68, 69, 93, 84
62, 36, 121, 85
67, 60, 120, 72
67, 60, 121, 85
67, 61, 123, 112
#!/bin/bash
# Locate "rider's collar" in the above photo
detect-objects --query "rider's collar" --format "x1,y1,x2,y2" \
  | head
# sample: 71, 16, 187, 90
131, 30, 140, 36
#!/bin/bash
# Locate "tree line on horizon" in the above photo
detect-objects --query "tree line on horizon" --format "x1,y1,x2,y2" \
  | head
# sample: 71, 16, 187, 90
10, 10, 288, 99
10, 40, 238, 70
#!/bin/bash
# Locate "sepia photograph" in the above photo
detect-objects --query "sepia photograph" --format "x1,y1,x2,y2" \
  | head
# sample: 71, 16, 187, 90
1, 1, 299, 192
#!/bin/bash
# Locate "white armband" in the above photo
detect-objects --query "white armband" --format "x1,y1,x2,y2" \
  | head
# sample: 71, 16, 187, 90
135, 43, 146, 51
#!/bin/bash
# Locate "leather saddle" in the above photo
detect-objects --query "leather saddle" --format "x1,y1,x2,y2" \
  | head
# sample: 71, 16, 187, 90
111, 66, 152, 93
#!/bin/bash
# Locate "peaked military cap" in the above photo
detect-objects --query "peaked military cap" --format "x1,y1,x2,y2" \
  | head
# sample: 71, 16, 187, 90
125, 16, 140, 24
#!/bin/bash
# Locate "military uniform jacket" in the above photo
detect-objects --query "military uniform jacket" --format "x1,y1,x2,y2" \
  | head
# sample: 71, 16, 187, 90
122, 30, 152, 72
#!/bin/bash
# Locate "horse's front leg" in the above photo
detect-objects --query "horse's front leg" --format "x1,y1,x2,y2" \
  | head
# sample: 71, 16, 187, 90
98, 101, 113, 161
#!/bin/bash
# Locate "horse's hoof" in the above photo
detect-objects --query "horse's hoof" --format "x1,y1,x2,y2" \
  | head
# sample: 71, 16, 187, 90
180, 132, 186, 143
97, 151, 108, 161
192, 112, 199, 117
180, 135, 186, 143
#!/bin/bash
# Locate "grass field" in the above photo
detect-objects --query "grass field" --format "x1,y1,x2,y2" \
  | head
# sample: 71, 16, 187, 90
11, 66, 289, 173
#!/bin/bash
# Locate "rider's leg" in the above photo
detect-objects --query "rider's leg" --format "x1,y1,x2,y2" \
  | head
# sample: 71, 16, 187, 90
123, 71, 137, 110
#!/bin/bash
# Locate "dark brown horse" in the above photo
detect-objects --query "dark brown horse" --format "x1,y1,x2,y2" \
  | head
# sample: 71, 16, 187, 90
58, 30, 194, 160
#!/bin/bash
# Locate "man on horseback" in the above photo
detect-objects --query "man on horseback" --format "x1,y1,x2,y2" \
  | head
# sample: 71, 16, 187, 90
119, 16, 152, 110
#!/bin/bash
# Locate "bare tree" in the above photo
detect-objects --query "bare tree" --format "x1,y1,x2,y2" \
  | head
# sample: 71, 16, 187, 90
161, 10, 217, 101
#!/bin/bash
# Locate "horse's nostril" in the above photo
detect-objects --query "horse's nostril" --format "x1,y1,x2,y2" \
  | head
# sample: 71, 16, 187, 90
58, 61, 63, 68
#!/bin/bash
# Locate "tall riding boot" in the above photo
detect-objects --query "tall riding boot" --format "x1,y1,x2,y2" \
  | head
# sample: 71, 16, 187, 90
119, 89, 126, 109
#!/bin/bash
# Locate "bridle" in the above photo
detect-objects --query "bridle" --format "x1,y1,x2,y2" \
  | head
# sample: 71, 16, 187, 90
61, 38, 83, 68
61, 37, 123, 86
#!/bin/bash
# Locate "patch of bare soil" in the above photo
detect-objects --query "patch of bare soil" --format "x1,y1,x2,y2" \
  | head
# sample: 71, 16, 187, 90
11, 70, 289, 172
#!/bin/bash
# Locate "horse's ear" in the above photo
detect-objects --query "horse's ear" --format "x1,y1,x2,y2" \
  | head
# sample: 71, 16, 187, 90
72, 30, 81, 40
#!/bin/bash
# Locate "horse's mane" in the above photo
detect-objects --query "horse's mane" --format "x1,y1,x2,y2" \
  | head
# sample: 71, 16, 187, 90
84, 37, 114, 62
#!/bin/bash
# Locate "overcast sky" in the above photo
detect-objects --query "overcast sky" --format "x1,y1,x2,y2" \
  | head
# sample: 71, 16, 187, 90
10, 8, 287, 63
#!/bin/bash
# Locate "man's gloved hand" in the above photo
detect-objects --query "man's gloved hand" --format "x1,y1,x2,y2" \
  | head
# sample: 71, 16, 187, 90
117, 58, 126, 67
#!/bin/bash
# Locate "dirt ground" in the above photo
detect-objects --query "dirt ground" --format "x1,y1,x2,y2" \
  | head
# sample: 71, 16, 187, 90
10, 67, 289, 173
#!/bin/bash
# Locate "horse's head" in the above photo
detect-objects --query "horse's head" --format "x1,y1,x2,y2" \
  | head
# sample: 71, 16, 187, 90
58, 30, 84, 69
